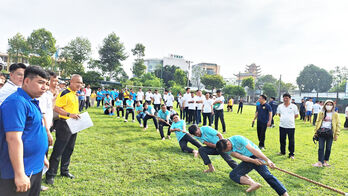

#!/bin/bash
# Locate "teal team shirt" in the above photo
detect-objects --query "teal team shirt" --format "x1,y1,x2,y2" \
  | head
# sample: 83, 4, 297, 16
115, 100, 123, 107
126, 100, 134, 109
170, 120, 186, 142
135, 104, 143, 112
227, 135, 260, 157
103, 97, 113, 111
194, 126, 219, 144
145, 105, 154, 115
157, 110, 170, 120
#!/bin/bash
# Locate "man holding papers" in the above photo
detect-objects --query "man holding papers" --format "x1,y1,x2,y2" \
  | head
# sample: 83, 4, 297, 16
46, 74, 83, 185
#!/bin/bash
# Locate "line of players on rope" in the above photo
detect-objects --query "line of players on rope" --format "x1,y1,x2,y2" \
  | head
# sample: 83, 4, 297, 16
98, 87, 290, 196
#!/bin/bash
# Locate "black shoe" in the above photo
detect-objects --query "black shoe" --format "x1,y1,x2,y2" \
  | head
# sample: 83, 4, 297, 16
61, 173, 75, 179
45, 177, 54, 185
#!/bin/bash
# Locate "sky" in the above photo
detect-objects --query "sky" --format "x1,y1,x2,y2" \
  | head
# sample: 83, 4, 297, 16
1, 0, 348, 84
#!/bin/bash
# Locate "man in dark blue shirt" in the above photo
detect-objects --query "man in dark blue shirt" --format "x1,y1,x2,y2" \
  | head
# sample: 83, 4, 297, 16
0, 66, 49, 195
269, 97, 278, 128
252, 95, 272, 150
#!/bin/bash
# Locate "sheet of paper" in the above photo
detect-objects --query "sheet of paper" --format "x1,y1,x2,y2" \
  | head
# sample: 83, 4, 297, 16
66, 112, 94, 134
42, 165, 48, 175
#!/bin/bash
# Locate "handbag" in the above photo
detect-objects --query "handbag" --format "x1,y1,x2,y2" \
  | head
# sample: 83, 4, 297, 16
316, 128, 333, 138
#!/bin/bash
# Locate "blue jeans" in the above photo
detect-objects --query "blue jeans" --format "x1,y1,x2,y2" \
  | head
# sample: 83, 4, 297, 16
318, 136, 333, 163
196, 109, 202, 124
229, 156, 287, 195
136, 112, 145, 124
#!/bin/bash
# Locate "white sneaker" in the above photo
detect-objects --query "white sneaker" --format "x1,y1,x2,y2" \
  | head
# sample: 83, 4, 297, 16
140, 124, 143, 127
124, 120, 128, 122
162, 137, 166, 140
167, 136, 171, 139
132, 120, 135, 122
156, 129, 159, 133
117, 117, 120, 119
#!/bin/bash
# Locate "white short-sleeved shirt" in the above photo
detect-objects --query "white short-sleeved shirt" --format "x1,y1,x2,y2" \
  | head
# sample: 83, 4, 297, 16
145, 92, 153, 101
163, 94, 168, 102
187, 96, 196, 110
203, 98, 214, 113
178, 95, 183, 107
166, 94, 174, 107
306, 101, 313, 111
0, 80, 20, 105
312, 103, 321, 114
153, 93, 162, 104
345, 106, 348, 117
321, 112, 333, 129
183, 92, 191, 108
195, 95, 204, 110
215, 96, 225, 110
86, 88, 92, 96
277, 103, 299, 128
38, 91, 54, 128
137, 91, 144, 101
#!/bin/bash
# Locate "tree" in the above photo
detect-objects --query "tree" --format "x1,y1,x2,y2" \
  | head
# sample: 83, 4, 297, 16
329, 66, 348, 92
58, 37, 91, 77
241, 77, 255, 89
80, 71, 104, 87
262, 83, 277, 98
191, 66, 207, 89
154, 65, 179, 88
256, 74, 277, 89
131, 43, 146, 77
223, 85, 246, 98
296, 64, 332, 92
7, 33, 29, 63
27, 28, 56, 68
174, 69, 187, 87
96, 32, 128, 81
139, 73, 163, 87
201, 74, 226, 91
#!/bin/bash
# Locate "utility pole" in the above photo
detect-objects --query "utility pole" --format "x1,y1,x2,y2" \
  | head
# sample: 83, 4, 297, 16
278, 75, 282, 102
238, 72, 241, 86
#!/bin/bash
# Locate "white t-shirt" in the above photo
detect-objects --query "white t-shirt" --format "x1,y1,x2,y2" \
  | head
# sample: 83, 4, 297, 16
166, 94, 174, 107
215, 96, 225, 110
345, 106, 348, 118
145, 92, 153, 101
153, 93, 162, 104
187, 96, 196, 110
163, 94, 168, 102
178, 95, 183, 107
137, 91, 144, 101
0, 80, 20, 105
86, 88, 92, 96
312, 103, 321, 114
277, 103, 299, 129
38, 91, 54, 128
203, 98, 214, 113
195, 95, 204, 110
306, 101, 313, 111
183, 92, 191, 108
321, 112, 333, 129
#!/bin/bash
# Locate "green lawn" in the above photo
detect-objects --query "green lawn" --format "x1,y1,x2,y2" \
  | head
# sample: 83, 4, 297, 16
42, 105, 348, 195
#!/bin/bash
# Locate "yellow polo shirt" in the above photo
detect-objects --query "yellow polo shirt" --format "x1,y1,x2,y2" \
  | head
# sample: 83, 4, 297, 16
124, 91, 130, 99
55, 87, 79, 119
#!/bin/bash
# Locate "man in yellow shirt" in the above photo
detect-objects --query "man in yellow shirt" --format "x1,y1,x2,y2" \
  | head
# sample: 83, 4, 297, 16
46, 74, 83, 185
227, 97, 234, 112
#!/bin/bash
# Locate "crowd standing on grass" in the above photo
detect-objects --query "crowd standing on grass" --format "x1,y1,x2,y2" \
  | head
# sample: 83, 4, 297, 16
0, 64, 343, 195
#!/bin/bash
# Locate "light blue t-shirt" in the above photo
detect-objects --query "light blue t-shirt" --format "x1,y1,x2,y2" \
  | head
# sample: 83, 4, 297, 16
157, 110, 170, 120
145, 105, 154, 115
109, 91, 115, 99
135, 104, 143, 112
170, 120, 187, 142
195, 126, 219, 145
227, 135, 260, 157
103, 97, 113, 111
126, 100, 134, 109
115, 100, 123, 107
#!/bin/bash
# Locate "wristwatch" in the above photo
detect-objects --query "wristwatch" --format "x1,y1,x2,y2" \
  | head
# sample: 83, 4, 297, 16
67, 113, 70, 117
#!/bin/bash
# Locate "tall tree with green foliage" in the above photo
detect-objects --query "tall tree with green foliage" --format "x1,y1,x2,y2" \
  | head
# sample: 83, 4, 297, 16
27, 28, 56, 68
241, 77, 255, 89
58, 37, 91, 77
262, 83, 277, 98
80, 71, 104, 87
174, 69, 187, 87
191, 66, 206, 89
255, 74, 277, 89
201, 74, 226, 91
7, 33, 29, 63
223, 85, 246, 98
296, 64, 332, 92
96, 32, 128, 81
131, 43, 146, 77
154, 65, 179, 88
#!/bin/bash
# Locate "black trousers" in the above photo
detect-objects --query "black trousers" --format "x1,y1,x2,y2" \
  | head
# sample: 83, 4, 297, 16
0, 171, 42, 196
179, 134, 202, 153
237, 106, 243, 114
188, 109, 196, 124
146, 100, 151, 105
214, 109, 226, 132
143, 115, 158, 129
154, 104, 161, 112
279, 127, 295, 156
125, 109, 134, 120
271, 113, 275, 126
79, 100, 85, 112
313, 113, 318, 125
159, 121, 171, 138
47, 119, 77, 178
199, 146, 238, 169
117, 107, 124, 117
184, 107, 189, 122
85, 96, 90, 109
300, 110, 305, 120
180, 108, 184, 119
257, 121, 267, 148
202, 113, 212, 126
345, 117, 348, 128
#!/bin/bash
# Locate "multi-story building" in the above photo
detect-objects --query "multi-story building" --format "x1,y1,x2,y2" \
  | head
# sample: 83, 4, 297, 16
192, 63, 220, 75
143, 58, 163, 73
0, 52, 29, 71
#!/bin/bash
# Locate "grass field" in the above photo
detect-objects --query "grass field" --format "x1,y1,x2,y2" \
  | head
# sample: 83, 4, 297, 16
42, 105, 348, 195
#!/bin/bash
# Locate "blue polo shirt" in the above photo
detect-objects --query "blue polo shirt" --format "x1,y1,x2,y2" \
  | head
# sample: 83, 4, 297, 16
126, 100, 134, 109
170, 120, 186, 142
135, 104, 143, 112
195, 126, 219, 144
256, 103, 272, 124
130, 92, 137, 101
115, 100, 123, 107
0, 88, 48, 179
145, 105, 154, 115
109, 91, 115, 99
97, 91, 103, 101
227, 135, 259, 157
157, 110, 170, 120
114, 91, 119, 99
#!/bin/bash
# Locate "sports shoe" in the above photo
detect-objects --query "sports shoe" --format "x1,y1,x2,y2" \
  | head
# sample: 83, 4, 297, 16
132, 120, 135, 122
167, 135, 171, 139
124, 120, 128, 122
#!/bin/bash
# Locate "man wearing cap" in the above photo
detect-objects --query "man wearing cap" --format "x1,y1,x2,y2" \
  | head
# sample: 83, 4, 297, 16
46, 74, 83, 185
0, 63, 26, 105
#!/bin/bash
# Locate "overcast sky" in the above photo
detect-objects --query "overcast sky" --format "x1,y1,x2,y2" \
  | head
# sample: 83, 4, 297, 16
1, 0, 347, 83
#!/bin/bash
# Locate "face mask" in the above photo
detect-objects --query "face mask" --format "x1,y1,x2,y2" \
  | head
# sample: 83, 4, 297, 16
325, 105, 333, 111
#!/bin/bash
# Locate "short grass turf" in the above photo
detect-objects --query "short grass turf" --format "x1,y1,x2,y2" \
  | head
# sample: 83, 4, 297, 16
42, 105, 348, 195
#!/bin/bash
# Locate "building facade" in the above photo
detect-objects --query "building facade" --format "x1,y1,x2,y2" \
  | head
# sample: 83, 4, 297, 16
192, 63, 220, 75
